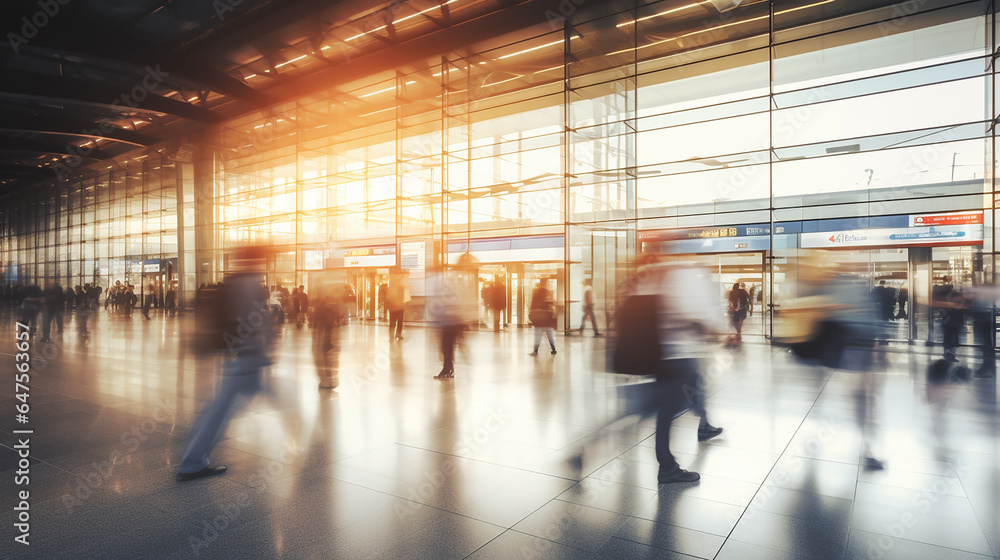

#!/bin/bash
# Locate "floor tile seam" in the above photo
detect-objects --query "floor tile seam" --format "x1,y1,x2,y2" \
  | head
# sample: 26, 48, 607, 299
391, 440, 592, 483
616, 509, 730, 546
950, 469, 1000, 558
459, 528, 591, 559
711, 537, 810, 560
610, 521, 719, 560
846, 527, 999, 559
714, 368, 837, 550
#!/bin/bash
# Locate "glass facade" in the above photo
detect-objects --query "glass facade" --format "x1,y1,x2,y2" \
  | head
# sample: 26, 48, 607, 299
1, 0, 997, 341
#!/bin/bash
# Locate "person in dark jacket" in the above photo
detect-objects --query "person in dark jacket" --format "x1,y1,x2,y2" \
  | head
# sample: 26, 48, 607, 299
176, 247, 274, 482
727, 282, 751, 345
529, 280, 557, 356
295, 285, 308, 328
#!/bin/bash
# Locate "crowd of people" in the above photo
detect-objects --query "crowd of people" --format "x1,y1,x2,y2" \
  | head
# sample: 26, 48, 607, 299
6, 246, 998, 487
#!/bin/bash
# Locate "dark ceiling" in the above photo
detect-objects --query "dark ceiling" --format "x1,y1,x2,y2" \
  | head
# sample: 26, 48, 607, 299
0, 0, 559, 193
0, 0, 926, 195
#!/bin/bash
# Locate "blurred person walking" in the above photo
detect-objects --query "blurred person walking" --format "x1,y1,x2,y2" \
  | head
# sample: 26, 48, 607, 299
269, 285, 285, 324
429, 268, 474, 379
311, 286, 340, 389
727, 282, 751, 346
40, 283, 65, 342
19, 285, 42, 334
933, 276, 965, 361
579, 279, 601, 336
122, 284, 137, 318
177, 247, 274, 482
490, 278, 506, 332
969, 285, 997, 378
165, 282, 177, 315
529, 280, 557, 356
142, 282, 154, 320
295, 285, 308, 328
386, 276, 407, 341
782, 253, 886, 470
573, 257, 725, 484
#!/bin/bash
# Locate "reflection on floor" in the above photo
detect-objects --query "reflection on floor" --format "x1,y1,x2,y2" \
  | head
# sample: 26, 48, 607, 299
1, 310, 998, 560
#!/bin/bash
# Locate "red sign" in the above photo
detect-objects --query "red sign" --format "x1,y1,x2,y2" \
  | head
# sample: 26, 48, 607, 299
911, 212, 983, 227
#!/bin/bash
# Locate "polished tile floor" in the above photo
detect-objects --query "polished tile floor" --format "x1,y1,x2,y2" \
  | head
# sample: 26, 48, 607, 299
1, 309, 998, 559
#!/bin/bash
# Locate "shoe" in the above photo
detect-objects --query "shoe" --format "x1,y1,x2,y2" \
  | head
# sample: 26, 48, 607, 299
658, 467, 700, 484
434, 370, 454, 380
697, 425, 723, 441
396, 336, 404, 340
176, 465, 227, 482
594, 332, 602, 336
551, 350, 557, 355
528, 351, 538, 357
944, 351, 959, 363
863, 456, 885, 471
974, 368, 996, 378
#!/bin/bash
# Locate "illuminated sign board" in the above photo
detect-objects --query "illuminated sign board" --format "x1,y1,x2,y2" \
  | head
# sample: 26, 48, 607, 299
343, 246, 396, 267
801, 223, 983, 249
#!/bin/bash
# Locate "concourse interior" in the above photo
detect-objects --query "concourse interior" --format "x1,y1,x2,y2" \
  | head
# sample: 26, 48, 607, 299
1, 313, 998, 560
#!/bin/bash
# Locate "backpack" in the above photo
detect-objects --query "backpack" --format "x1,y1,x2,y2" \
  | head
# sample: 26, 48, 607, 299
192, 284, 233, 355
610, 294, 662, 376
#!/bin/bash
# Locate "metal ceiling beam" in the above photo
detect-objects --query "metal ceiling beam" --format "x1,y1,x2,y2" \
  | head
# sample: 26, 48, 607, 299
0, 70, 219, 123
0, 113, 154, 147
263, 0, 567, 106
0, 166, 53, 179
0, 2, 272, 108
0, 140, 113, 160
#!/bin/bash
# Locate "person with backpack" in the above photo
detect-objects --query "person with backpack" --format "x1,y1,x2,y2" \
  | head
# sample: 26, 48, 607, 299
728, 282, 751, 346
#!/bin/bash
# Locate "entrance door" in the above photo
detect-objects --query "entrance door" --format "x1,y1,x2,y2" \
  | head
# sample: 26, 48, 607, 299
717, 252, 766, 339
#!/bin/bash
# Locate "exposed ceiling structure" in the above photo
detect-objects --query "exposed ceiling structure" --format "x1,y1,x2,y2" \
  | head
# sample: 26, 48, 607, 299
0, 0, 914, 194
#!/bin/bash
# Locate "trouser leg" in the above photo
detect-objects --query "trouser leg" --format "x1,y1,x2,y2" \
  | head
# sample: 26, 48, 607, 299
441, 325, 457, 372
532, 327, 542, 351
41, 311, 52, 339
654, 375, 680, 472
179, 361, 262, 473
545, 328, 556, 351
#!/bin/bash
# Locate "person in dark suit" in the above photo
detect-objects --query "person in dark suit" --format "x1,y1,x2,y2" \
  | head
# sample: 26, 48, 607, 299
491, 279, 506, 333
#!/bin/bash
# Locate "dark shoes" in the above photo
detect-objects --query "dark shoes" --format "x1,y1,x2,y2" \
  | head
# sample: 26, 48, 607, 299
551, 350, 557, 355
176, 465, 227, 482
658, 466, 700, 484
528, 351, 539, 357
434, 370, 454, 380
697, 425, 723, 442
974, 368, 996, 379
